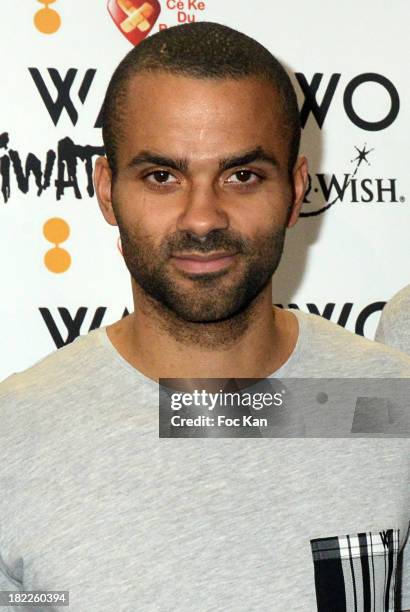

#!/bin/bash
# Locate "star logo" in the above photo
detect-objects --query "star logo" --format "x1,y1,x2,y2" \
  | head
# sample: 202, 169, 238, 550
351, 144, 374, 168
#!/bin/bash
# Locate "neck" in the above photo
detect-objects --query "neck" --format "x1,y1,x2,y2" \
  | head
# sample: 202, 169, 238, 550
106, 282, 298, 381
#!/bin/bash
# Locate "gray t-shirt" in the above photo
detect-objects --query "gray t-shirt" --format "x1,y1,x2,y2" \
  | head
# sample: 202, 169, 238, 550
0, 310, 409, 612
376, 285, 410, 355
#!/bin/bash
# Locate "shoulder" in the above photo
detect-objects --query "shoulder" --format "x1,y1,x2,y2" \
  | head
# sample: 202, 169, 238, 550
375, 285, 410, 354
382, 284, 410, 312
0, 328, 106, 404
379, 285, 410, 324
290, 309, 410, 376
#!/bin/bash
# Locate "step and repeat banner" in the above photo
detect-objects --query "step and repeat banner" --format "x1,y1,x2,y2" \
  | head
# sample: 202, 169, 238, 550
0, 1, 408, 381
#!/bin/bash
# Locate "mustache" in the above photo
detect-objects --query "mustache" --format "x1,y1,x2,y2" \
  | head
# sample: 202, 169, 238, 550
162, 230, 250, 257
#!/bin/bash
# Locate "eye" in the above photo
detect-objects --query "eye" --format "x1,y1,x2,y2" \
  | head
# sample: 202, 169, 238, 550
144, 170, 178, 185
225, 170, 262, 185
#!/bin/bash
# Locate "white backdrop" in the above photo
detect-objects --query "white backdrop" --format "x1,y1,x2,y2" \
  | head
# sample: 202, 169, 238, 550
0, 0, 408, 381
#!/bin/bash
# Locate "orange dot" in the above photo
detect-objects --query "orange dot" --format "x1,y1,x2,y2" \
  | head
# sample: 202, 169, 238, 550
43, 217, 70, 244
44, 247, 71, 273
34, 6, 61, 34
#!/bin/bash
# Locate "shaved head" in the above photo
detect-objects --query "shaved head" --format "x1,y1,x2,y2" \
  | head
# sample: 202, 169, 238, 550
101, 21, 301, 179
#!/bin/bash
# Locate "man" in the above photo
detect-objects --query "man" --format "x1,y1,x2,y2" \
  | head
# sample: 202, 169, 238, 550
376, 285, 410, 354
0, 22, 409, 612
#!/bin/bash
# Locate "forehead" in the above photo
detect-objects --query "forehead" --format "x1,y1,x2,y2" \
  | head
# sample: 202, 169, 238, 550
118, 72, 288, 166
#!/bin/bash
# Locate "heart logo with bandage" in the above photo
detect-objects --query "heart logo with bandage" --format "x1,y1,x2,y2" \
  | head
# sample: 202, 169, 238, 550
107, 0, 161, 46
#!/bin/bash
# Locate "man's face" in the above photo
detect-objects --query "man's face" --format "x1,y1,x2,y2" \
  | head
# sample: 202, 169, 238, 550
98, 72, 306, 322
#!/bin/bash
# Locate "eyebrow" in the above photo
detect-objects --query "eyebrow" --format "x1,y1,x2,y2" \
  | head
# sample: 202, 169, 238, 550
126, 146, 278, 173
218, 147, 279, 171
127, 151, 188, 173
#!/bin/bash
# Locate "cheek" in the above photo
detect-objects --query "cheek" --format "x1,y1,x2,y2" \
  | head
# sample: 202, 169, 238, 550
114, 183, 177, 241
228, 189, 291, 234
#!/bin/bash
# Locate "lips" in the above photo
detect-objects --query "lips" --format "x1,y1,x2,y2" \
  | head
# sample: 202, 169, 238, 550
171, 251, 238, 274
173, 252, 236, 262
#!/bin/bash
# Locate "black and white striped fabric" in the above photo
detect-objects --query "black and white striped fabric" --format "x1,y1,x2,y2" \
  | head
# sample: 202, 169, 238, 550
311, 529, 400, 611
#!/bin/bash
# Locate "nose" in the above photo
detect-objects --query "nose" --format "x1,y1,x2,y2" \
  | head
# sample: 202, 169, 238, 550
176, 183, 229, 238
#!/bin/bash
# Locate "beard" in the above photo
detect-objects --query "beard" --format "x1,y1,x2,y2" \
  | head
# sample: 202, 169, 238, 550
117, 217, 286, 324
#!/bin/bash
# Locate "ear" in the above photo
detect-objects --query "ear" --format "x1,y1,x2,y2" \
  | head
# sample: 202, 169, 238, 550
94, 156, 118, 226
287, 155, 309, 228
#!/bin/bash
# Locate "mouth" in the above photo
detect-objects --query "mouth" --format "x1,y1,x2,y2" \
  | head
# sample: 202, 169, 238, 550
170, 251, 238, 274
